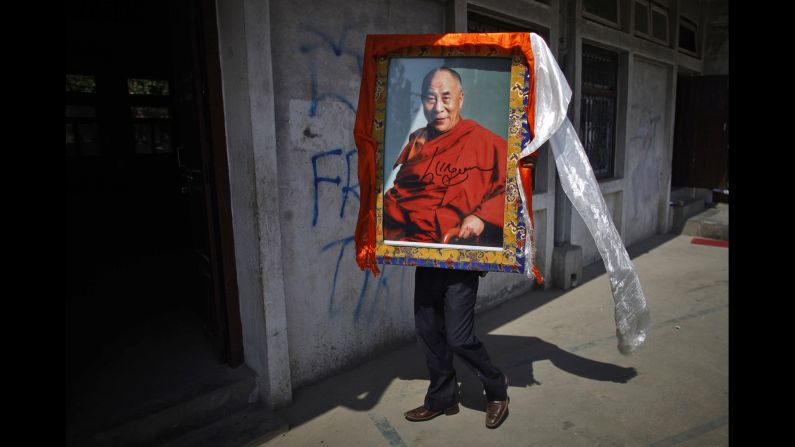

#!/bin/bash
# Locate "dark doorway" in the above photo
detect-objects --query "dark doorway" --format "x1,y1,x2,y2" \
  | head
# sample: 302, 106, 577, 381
66, 0, 246, 444
671, 75, 729, 193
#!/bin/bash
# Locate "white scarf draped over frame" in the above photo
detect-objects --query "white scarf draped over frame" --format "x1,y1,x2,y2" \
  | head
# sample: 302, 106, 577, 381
521, 34, 651, 355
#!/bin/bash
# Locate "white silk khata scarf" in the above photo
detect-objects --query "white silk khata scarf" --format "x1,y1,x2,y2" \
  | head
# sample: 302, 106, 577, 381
521, 34, 650, 354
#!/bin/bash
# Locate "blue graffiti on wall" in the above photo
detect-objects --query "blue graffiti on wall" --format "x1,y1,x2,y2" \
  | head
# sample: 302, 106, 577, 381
299, 26, 363, 72
341, 149, 360, 217
301, 25, 409, 323
311, 148, 360, 227
310, 72, 356, 117
321, 234, 408, 322
320, 235, 355, 318
310, 143, 409, 322
299, 26, 362, 117
355, 264, 407, 324
311, 149, 342, 227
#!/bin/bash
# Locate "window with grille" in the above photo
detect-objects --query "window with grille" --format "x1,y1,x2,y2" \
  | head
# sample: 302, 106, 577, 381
66, 74, 96, 93
580, 44, 618, 180
127, 78, 173, 155
66, 74, 101, 157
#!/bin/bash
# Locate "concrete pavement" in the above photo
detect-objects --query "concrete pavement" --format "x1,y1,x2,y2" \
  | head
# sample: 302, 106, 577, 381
253, 233, 729, 447
681, 203, 729, 241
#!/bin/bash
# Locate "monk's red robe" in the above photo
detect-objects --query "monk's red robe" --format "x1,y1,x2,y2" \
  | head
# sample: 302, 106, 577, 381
383, 119, 507, 244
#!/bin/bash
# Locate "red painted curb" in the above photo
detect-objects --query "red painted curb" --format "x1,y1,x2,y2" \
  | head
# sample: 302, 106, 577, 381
691, 238, 729, 248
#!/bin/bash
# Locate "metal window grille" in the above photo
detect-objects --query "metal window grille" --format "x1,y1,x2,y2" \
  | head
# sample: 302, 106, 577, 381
65, 76, 101, 157
581, 44, 618, 179
127, 78, 173, 155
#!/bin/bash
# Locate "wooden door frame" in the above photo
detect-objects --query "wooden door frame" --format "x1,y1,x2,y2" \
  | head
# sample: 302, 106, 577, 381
194, 0, 244, 367
671, 74, 729, 192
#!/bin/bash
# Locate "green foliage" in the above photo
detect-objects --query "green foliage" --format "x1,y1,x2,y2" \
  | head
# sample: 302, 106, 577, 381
66, 74, 96, 93
128, 78, 170, 96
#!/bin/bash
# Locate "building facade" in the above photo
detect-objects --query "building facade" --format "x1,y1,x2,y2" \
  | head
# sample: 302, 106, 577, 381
208, 0, 727, 408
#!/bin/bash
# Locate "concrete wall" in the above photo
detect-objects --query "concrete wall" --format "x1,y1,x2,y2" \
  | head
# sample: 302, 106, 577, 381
625, 58, 672, 245
267, 0, 437, 389
216, 0, 293, 408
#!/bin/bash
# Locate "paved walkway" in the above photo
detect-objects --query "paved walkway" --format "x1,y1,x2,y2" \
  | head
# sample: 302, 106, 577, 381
682, 203, 729, 240
254, 233, 729, 447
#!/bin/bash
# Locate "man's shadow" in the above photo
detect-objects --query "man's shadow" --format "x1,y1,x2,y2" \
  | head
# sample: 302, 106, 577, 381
284, 333, 637, 426
282, 234, 674, 427
446, 334, 638, 411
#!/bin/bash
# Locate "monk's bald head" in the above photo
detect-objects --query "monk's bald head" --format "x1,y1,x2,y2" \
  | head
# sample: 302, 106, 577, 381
421, 67, 465, 135
421, 67, 463, 92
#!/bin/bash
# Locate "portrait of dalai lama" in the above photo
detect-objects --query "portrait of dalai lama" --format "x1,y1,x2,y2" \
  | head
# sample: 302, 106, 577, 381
383, 66, 507, 248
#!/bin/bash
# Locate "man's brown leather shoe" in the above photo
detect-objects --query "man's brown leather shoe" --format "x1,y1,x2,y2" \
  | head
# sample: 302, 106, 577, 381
404, 404, 459, 422
485, 397, 509, 429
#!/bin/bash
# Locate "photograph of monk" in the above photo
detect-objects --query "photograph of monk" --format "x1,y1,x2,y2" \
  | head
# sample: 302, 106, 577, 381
382, 58, 512, 249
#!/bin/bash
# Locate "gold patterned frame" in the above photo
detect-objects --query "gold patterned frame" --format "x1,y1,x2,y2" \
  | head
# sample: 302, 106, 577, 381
372, 46, 530, 273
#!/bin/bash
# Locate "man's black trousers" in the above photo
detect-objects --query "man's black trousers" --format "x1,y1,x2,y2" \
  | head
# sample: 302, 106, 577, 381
414, 266, 508, 411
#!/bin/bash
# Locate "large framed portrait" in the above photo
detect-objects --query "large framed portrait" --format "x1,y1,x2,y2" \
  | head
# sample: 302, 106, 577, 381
354, 34, 652, 356
354, 34, 540, 274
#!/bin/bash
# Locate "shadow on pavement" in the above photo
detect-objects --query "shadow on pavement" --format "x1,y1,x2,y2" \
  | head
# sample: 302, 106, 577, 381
452, 334, 638, 412
278, 233, 675, 427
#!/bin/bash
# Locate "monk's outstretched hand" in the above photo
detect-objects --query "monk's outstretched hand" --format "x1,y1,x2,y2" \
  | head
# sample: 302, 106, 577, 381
458, 215, 485, 240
